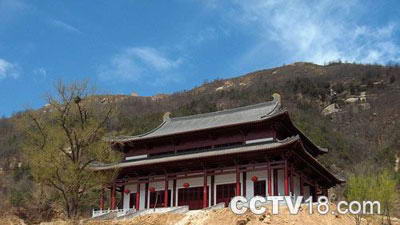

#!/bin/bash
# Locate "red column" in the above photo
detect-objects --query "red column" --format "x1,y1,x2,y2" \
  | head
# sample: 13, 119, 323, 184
284, 159, 289, 196
110, 184, 116, 209
290, 163, 294, 196
267, 162, 272, 196
242, 172, 247, 197
164, 178, 169, 207
236, 166, 241, 196
203, 172, 208, 208
99, 187, 105, 210
136, 183, 140, 210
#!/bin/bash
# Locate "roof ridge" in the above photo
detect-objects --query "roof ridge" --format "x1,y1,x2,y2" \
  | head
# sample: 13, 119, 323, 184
170, 100, 277, 121
107, 94, 282, 142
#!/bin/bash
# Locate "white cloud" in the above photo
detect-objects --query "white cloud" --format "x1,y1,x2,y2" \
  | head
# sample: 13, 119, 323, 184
50, 19, 81, 34
98, 47, 183, 83
0, 58, 20, 80
130, 47, 182, 71
213, 0, 400, 65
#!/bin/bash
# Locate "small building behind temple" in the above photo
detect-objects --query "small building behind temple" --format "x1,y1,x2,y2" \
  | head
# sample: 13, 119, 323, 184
91, 94, 343, 213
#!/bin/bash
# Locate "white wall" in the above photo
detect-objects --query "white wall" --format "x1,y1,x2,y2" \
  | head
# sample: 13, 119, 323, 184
122, 183, 146, 210
246, 168, 299, 198
139, 183, 146, 209
292, 175, 301, 196
123, 184, 136, 210
246, 170, 269, 199
122, 168, 307, 210
276, 169, 285, 196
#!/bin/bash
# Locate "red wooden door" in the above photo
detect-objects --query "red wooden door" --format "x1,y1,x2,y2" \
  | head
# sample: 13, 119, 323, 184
129, 193, 136, 209
178, 186, 204, 210
254, 180, 266, 196
216, 183, 237, 207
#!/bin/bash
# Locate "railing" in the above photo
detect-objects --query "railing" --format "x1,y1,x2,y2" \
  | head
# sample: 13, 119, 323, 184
92, 208, 136, 218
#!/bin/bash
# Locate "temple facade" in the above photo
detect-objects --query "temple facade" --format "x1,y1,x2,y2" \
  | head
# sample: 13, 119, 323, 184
92, 94, 343, 212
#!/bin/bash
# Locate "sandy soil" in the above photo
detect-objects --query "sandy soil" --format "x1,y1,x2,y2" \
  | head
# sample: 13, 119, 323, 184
83, 205, 394, 225
2, 205, 400, 225
0, 215, 26, 225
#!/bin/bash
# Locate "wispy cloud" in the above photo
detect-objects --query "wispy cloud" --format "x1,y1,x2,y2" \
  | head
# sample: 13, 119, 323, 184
50, 19, 81, 34
131, 47, 182, 71
33, 67, 47, 77
0, 58, 20, 80
207, 0, 400, 65
188, 27, 228, 45
98, 47, 183, 84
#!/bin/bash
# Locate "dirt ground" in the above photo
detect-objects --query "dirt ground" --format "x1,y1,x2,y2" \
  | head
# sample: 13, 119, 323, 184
0, 215, 27, 225
94, 207, 392, 225
2, 205, 400, 225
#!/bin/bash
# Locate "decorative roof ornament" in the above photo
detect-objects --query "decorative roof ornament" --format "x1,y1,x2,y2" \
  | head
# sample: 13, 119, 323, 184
163, 112, 171, 122
272, 93, 281, 109
272, 93, 281, 103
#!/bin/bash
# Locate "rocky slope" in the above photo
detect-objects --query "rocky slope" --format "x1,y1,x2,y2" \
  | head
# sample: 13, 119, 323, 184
0, 61, 399, 222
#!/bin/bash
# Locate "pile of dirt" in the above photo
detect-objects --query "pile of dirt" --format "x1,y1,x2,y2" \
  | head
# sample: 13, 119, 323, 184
83, 205, 393, 225
4, 205, 400, 225
148, 207, 360, 225
85, 213, 185, 225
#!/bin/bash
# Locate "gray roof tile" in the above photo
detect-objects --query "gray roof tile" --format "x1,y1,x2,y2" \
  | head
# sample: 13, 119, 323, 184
110, 94, 282, 142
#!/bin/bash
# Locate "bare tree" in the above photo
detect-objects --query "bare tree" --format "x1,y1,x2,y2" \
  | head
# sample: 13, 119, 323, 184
22, 80, 121, 219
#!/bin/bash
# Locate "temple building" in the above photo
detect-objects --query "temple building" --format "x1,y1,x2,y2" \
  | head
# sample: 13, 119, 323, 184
92, 94, 343, 212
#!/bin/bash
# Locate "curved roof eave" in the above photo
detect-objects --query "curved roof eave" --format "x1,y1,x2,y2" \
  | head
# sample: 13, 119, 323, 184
93, 135, 344, 186
106, 94, 282, 143
91, 135, 300, 171
278, 111, 328, 155
296, 140, 345, 185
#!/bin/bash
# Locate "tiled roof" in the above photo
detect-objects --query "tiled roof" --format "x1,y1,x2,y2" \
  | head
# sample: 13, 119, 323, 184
109, 94, 282, 142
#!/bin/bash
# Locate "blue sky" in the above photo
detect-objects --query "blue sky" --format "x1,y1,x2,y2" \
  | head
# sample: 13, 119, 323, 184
0, 0, 399, 117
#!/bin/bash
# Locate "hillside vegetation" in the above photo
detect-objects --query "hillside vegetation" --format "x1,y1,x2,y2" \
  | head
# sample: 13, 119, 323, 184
1, 61, 400, 222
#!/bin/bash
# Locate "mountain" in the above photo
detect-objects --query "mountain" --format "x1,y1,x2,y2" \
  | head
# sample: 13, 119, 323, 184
0, 62, 399, 220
